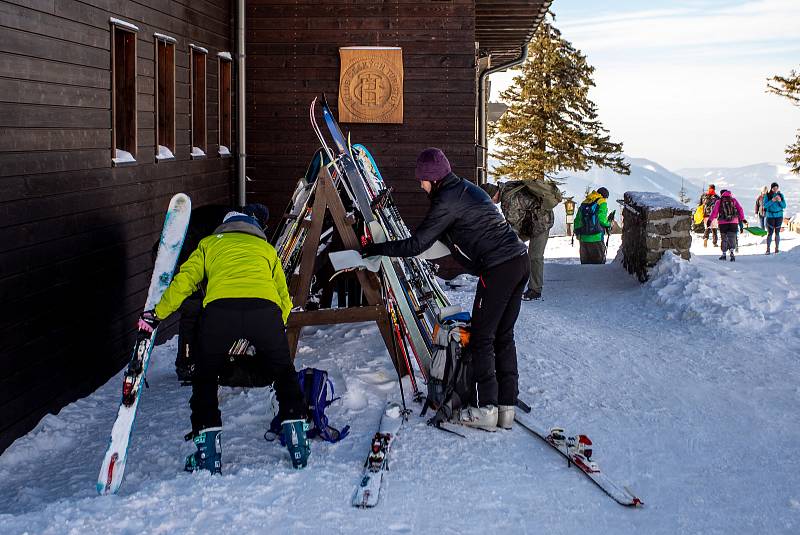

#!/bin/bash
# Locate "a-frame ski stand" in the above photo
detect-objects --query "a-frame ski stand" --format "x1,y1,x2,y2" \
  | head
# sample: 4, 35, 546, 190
284, 167, 405, 376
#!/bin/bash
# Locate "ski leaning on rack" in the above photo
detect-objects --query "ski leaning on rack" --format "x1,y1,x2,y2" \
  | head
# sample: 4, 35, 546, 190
97, 193, 191, 495
352, 402, 405, 508
514, 411, 643, 507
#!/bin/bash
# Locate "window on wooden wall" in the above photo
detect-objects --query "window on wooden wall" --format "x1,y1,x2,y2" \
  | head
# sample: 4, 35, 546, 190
111, 19, 139, 165
218, 52, 232, 157
155, 34, 176, 161
190, 45, 207, 159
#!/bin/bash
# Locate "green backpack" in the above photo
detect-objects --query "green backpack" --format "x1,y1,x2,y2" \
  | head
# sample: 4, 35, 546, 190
500, 179, 562, 240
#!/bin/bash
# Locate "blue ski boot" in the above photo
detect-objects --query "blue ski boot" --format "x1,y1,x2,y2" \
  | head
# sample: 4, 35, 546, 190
184, 427, 222, 474
281, 419, 310, 469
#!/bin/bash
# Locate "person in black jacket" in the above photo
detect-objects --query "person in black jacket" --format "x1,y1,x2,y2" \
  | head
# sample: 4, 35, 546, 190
362, 148, 529, 431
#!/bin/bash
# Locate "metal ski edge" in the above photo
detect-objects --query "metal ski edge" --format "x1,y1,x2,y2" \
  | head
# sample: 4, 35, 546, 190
513, 413, 643, 507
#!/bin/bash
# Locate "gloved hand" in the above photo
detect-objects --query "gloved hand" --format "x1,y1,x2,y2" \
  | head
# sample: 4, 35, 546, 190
137, 310, 160, 333
361, 242, 382, 258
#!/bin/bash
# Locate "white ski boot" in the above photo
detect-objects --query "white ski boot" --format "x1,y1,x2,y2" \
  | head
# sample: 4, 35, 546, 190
452, 405, 498, 432
497, 405, 515, 430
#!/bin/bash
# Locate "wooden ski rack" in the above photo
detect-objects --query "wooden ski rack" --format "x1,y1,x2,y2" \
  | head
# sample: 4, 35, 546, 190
284, 166, 405, 375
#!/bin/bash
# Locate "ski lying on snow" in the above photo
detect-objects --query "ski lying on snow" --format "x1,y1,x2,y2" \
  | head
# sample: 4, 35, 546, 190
352, 402, 405, 508
514, 412, 643, 507
97, 193, 191, 495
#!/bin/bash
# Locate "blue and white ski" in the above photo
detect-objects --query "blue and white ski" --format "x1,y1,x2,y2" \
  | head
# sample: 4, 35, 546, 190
97, 193, 191, 495
352, 402, 405, 508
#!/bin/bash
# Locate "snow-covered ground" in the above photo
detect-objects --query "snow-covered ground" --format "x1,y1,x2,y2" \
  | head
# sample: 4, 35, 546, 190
2, 232, 799, 534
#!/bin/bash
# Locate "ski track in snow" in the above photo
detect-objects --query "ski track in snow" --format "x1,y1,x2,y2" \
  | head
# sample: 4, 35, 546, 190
2, 235, 800, 534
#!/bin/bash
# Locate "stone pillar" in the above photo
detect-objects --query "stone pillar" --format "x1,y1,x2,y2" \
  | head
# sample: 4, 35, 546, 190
621, 192, 692, 282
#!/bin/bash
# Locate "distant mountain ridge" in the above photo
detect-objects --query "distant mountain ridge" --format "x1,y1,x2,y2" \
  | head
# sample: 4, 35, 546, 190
487, 157, 798, 235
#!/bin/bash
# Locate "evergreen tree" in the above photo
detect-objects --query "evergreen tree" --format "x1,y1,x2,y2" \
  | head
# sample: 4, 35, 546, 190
491, 13, 629, 181
767, 69, 800, 174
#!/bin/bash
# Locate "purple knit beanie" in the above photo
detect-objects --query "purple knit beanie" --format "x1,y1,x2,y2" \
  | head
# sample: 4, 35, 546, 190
415, 148, 452, 182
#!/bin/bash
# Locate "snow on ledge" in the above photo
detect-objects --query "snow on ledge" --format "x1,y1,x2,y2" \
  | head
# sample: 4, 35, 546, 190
218, 145, 231, 156
154, 33, 177, 44
112, 148, 136, 166
191, 146, 206, 159
626, 191, 690, 211
189, 44, 208, 54
156, 145, 175, 161
217, 51, 232, 61
110, 18, 139, 32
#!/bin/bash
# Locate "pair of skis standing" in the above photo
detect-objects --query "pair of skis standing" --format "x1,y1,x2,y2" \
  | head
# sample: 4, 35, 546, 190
96, 96, 642, 508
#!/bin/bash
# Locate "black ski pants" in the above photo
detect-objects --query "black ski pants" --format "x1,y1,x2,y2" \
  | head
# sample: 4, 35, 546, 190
191, 298, 305, 433
470, 253, 530, 407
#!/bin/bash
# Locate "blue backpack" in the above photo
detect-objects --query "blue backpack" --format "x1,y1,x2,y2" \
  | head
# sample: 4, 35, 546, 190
266, 367, 350, 444
576, 201, 602, 236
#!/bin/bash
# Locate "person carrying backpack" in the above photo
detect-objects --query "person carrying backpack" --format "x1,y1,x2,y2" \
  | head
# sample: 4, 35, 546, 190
709, 190, 745, 261
362, 148, 529, 431
480, 180, 557, 301
573, 187, 613, 264
138, 209, 309, 475
763, 182, 787, 254
699, 184, 720, 247
755, 186, 768, 229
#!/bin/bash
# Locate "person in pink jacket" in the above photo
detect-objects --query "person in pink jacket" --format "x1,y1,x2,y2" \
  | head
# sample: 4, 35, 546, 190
709, 189, 746, 261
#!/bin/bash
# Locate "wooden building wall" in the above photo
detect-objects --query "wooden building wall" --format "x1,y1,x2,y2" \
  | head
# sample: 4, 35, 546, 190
246, 0, 477, 229
0, 0, 236, 453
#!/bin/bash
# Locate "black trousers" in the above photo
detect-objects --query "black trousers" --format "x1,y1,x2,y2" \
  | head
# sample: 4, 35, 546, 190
470, 253, 530, 407
191, 298, 305, 432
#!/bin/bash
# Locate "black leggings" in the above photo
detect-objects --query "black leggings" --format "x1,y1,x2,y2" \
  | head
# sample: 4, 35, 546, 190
191, 298, 305, 432
469, 253, 530, 407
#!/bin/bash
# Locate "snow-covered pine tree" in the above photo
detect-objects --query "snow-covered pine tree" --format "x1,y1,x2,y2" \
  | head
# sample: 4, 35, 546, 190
767, 68, 800, 174
491, 13, 629, 182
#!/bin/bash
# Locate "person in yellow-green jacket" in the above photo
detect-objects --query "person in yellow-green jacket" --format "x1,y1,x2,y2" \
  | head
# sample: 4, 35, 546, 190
137, 208, 308, 475
573, 187, 613, 264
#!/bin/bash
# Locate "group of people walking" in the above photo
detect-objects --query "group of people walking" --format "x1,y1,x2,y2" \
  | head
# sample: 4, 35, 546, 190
698, 182, 787, 258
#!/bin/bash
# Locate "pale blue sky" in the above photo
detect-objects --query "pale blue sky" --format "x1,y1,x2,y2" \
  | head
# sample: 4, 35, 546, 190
491, 0, 800, 170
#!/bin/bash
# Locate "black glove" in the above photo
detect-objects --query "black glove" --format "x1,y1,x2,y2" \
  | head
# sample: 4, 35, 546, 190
137, 310, 160, 334
361, 242, 382, 258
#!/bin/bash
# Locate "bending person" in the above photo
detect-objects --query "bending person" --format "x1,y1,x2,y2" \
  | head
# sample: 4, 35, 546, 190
362, 148, 529, 431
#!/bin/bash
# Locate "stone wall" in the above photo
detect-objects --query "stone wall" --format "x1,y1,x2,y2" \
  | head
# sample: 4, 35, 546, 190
621, 192, 692, 282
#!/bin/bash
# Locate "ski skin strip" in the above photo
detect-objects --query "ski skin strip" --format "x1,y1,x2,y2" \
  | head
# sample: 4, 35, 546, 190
514, 414, 643, 507
352, 402, 404, 508
97, 193, 191, 495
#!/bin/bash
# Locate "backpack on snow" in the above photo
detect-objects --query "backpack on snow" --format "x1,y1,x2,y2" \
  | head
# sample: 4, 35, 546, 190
501, 180, 560, 240
266, 367, 350, 444
423, 306, 473, 425
575, 201, 602, 236
719, 196, 737, 221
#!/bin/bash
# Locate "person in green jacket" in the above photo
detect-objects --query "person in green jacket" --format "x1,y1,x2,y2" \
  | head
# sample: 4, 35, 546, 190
573, 187, 613, 264
137, 209, 308, 474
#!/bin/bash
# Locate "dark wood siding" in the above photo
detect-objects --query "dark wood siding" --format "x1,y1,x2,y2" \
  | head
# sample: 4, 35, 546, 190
0, 0, 236, 453
246, 0, 478, 229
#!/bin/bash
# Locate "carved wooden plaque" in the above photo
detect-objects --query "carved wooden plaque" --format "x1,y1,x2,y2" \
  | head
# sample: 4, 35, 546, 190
338, 47, 403, 124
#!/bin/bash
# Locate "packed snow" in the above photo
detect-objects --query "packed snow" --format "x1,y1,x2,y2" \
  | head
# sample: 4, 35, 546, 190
1, 232, 799, 534
112, 149, 136, 165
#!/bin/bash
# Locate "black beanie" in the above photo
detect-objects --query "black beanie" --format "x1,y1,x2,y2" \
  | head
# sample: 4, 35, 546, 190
597, 187, 610, 198
241, 203, 269, 229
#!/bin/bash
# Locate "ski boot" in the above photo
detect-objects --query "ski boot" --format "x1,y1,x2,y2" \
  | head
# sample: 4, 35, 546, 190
718, 253, 726, 260
451, 405, 498, 432
184, 427, 222, 474
497, 405, 515, 429
730, 253, 735, 262
281, 419, 311, 469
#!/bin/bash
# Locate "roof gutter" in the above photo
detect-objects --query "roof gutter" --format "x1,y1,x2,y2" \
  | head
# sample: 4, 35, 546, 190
236, 0, 246, 206
477, 44, 528, 185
